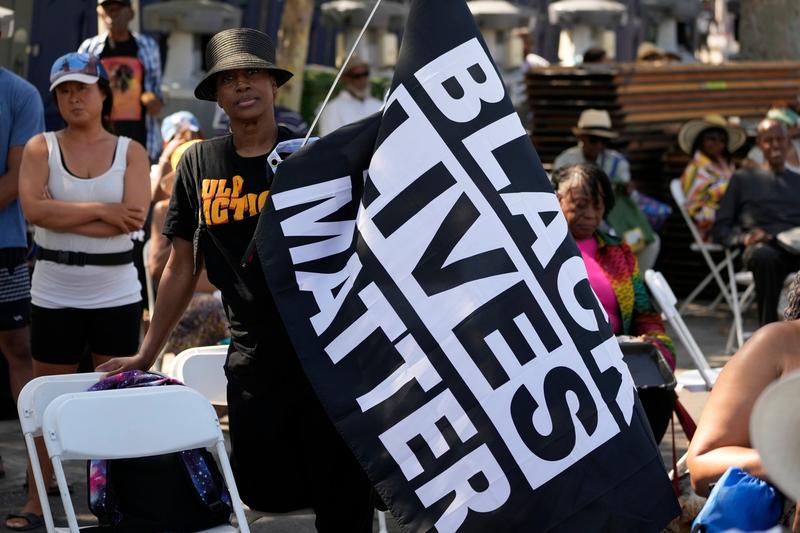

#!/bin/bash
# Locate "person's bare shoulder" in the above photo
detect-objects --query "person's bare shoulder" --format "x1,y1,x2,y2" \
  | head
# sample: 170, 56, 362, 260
726, 321, 800, 380
125, 138, 149, 162
23, 132, 48, 156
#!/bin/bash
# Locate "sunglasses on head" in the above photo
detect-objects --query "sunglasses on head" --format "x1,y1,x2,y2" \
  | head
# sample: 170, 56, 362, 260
585, 135, 609, 145
347, 70, 370, 79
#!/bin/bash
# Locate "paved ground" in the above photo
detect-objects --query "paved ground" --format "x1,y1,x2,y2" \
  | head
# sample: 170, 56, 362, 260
0, 300, 759, 532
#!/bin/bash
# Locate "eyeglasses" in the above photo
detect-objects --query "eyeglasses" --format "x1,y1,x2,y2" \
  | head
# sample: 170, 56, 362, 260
347, 70, 370, 79
585, 135, 609, 145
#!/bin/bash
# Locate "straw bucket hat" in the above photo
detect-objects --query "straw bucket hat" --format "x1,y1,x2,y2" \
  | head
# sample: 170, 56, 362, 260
342, 55, 369, 75
750, 371, 800, 501
678, 114, 746, 155
767, 107, 800, 128
637, 42, 665, 61
572, 109, 618, 139
194, 28, 293, 102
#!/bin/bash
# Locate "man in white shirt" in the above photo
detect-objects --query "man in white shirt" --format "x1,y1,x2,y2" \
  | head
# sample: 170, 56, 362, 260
318, 56, 382, 136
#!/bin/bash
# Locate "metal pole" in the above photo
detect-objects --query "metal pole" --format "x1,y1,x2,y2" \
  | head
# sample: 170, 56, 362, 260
303, 0, 384, 146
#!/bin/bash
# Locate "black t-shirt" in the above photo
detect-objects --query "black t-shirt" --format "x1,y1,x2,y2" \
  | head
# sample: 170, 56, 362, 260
163, 129, 298, 388
99, 37, 147, 146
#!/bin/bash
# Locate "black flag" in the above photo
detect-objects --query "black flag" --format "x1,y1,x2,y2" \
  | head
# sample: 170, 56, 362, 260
255, 0, 680, 530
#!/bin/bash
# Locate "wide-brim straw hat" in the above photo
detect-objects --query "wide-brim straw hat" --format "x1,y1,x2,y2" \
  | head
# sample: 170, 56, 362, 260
678, 114, 746, 154
750, 370, 800, 501
572, 108, 619, 139
194, 28, 293, 102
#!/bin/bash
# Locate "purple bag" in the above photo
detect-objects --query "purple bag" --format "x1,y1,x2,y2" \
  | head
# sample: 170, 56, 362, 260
87, 371, 232, 530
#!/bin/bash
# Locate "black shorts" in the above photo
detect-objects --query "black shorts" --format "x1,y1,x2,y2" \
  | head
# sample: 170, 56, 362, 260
31, 302, 141, 365
0, 259, 31, 331
0, 298, 31, 331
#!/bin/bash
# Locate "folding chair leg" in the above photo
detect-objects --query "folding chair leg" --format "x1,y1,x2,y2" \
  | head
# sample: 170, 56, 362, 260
215, 441, 251, 533
708, 291, 724, 312
667, 451, 689, 480
680, 248, 738, 314
726, 282, 757, 353
24, 434, 55, 533
725, 250, 745, 350
378, 510, 389, 533
679, 270, 718, 313
725, 319, 737, 355
741, 283, 756, 311
51, 456, 80, 533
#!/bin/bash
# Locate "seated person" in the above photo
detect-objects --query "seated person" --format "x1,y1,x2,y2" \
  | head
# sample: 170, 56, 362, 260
152, 111, 202, 205
554, 109, 660, 272
678, 115, 744, 238
551, 163, 675, 368
711, 118, 800, 326
150, 112, 227, 353
554, 110, 630, 187
150, 111, 203, 288
744, 106, 800, 173
687, 273, 800, 530
151, 198, 227, 355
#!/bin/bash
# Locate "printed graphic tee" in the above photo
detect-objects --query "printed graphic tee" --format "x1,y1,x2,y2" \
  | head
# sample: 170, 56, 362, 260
99, 37, 147, 146
163, 129, 297, 389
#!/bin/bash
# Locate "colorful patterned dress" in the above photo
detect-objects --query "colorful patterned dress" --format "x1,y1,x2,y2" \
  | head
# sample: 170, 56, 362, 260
680, 151, 735, 238
594, 233, 676, 369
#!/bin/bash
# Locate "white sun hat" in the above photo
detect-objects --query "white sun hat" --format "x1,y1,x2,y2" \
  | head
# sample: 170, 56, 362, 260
750, 370, 800, 501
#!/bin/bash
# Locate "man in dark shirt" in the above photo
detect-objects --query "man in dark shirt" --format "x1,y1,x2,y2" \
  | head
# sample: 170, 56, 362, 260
712, 119, 800, 325
80, 0, 163, 160
97, 28, 376, 532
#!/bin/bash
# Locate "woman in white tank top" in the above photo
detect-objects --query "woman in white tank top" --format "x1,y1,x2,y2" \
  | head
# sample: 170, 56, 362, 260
12, 52, 150, 529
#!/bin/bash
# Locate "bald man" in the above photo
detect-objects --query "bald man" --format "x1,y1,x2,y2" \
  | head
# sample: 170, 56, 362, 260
713, 119, 800, 325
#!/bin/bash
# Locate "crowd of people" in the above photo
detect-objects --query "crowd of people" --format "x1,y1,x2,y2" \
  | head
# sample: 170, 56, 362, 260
1, 0, 385, 527
547, 57, 800, 529
1, 0, 800, 530
551, 97, 800, 331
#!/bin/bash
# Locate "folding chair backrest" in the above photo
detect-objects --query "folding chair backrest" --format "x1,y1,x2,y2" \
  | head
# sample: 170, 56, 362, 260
170, 346, 229, 406
17, 372, 105, 436
16, 372, 106, 532
42, 386, 249, 533
670, 178, 711, 244
43, 387, 220, 460
644, 270, 717, 390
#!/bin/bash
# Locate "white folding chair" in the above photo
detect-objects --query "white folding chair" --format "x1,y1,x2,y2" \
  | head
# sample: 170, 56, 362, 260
645, 270, 721, 480
670, 179, 740, 311
170, 345, 229, 406
670, 179, 750, 350
41, 386, 250, 533
644, 270, 722, 391
17, 372, 105, 533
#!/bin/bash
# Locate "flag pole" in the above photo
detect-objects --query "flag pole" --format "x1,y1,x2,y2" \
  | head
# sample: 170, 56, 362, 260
303, 0, 384, 146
